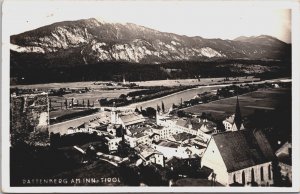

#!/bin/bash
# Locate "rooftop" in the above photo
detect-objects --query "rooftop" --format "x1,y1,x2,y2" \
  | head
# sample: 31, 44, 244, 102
176, 117, 216, 132
119, 113, 145, 126
212, 130, 275, 172
172, 132, 196, 142
135, 144, 160, 159
156, 140, 180, 148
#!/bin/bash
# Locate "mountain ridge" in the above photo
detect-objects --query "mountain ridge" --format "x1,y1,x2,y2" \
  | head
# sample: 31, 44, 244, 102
10, 17, 291, 65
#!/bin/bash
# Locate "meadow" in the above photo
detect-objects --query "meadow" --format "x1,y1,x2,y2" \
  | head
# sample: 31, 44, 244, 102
183, 88, 291, 120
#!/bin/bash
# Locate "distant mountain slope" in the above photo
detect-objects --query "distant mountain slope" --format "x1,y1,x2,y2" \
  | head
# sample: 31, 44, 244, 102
11, 18, 291, 66
10, 18, 291, 84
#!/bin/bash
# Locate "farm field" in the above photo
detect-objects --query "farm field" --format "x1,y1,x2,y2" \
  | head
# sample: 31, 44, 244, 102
12, 76, 259, 89
183, 88, 291, 120
133, 76, 259, 87
49, 88, 143, 110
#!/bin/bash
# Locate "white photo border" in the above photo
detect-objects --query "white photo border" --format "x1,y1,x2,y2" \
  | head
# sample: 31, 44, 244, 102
1, 0, 300, 193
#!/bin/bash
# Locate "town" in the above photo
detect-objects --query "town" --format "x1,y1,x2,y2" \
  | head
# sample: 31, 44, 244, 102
9, 79, 292, 187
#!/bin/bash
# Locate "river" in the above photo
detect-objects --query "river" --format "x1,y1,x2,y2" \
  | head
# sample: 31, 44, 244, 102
126, 78, 291, 110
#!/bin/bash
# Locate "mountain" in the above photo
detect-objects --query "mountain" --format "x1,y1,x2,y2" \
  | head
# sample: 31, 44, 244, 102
10, 18, 291, 84
234, 35, 288, 47
11, 18, 291, 64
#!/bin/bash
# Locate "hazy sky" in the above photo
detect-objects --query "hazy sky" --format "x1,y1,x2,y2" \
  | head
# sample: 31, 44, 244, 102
4, 1, 292, 43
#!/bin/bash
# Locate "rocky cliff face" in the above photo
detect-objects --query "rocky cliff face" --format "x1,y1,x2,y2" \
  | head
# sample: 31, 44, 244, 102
10, 18, 291, 65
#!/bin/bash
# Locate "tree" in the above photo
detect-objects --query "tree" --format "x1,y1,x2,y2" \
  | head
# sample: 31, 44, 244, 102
134, 107, 140, 113
146, 107, 156, 118
157, 104, 161, 113
172, 103, 176, 109
161, 101, 165, 113
119, 94, 127, 99
65, 99, 68, 109
177, 110, 186, 118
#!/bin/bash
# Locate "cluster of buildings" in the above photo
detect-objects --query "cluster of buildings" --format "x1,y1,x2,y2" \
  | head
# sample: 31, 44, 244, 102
56, 95, 292, 186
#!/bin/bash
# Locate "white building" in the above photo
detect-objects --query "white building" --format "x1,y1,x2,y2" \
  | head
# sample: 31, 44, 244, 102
201, 130, 275, 186
135, 144, 165, 167
223, 114, 245, 132
150, 140, 200, 159
152, 126, 172, 139
124, 126, 152, 147
175, 118, 217, 143
106, 137, 122, 152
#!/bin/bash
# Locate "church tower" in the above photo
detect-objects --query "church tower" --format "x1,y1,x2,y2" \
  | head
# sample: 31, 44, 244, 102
232, 95, 245, 131
111, 102, 118, 124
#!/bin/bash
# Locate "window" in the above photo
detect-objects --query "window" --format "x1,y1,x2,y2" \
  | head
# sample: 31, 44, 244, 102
233, 174, 236, 183
242, 171, 245, 185
251, 168, 255, 183
268, 165, 272, 180
260, 166, 264, 181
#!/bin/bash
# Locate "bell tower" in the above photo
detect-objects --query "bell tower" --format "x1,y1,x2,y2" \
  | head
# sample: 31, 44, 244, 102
232, 95, 245, 131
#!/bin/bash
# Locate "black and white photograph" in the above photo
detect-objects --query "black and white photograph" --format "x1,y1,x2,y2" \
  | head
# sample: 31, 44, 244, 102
1, 0, 300, 192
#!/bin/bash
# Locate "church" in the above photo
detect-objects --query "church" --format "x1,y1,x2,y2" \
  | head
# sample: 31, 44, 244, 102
201, 95, 275, 186
201, 129, 275, 186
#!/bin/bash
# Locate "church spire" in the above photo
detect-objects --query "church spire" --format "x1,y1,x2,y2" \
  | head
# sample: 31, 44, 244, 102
234, 94, 243, 130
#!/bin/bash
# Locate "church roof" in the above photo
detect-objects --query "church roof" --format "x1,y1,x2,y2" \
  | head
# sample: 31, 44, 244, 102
212, 130, 275, 172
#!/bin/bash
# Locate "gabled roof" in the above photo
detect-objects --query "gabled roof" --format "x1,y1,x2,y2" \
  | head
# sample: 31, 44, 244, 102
176, 118, 206, 131
127, 126, 151, 138
212, 130, 275, 172
165, 156, 182, 167
119, 113, 145, 126
135, 144, 160, 160
200, 121, 217, 133
172, 132, 196, 142
156, 140, 180, 148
